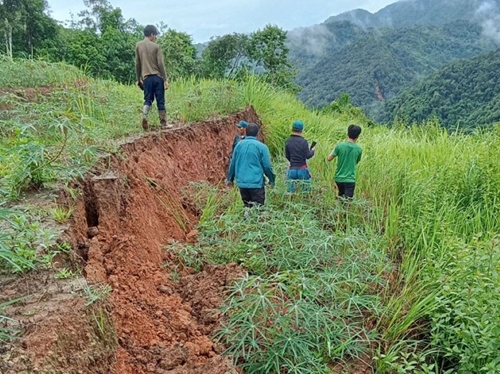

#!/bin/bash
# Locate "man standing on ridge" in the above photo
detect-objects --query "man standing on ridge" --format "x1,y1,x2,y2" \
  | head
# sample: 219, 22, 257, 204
226, 123, 276, 208
285, 120, 316, 193
328, 124, 362, 199
135, 25, 172, 131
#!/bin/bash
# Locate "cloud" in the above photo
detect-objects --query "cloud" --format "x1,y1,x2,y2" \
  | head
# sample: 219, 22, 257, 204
46, 0, 399, 42
475, 0, 500, 43
287, 25, 332, 57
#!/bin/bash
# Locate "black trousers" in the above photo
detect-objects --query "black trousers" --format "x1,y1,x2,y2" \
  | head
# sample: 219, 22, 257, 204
239, 187, 265, 207
335, 182, 356, 199
143, 75, 165, 110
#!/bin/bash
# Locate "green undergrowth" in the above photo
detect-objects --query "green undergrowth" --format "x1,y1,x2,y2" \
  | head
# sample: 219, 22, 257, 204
0, 204, 68, 274
171, 182, 440, 373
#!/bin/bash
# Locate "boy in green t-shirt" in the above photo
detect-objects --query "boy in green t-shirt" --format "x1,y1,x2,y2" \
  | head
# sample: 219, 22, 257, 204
327, 125, 362, 199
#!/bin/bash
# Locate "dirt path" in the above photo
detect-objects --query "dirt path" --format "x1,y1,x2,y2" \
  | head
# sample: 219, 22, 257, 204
1, 107, 259, 373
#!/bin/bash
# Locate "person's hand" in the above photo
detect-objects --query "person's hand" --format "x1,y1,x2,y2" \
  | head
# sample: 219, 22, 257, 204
164, 80, 169, 90
311, 146, 316, 152
226, 182, 233, 189
137, 80, 144, 91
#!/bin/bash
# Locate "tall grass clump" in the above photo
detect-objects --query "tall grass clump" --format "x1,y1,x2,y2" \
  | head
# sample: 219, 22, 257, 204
0, 56, 83, 87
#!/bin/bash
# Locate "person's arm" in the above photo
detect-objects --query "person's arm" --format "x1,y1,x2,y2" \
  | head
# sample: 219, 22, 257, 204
157, 47, 168, 84
285, 142, 291, 162
135, 45, 141, 83
356, 149, 362, 164
231, 135, 239, 154
327, 145, 338, 162
261, 146, 276, 187
304, 139, 315, 159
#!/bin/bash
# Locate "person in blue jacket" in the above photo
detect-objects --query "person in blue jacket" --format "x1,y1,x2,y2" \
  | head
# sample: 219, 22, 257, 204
226, 123, 276, 207
232, 120, 248, 154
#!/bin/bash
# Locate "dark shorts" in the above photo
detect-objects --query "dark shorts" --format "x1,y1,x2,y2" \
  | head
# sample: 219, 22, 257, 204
239, 187, 265, 208
143, 75, 165, 110
335, 182, 356, 199
287, 168, 311, 193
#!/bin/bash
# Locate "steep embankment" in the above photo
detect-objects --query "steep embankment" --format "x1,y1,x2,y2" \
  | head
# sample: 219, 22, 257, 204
1, 107, 259, 374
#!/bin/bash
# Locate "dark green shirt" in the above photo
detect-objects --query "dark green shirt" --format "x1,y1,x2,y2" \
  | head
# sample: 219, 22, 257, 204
332, 141, 362, 183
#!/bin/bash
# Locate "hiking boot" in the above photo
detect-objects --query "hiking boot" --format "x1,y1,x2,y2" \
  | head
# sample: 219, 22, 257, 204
141, 118, 149, 131
159, 110, 173, 129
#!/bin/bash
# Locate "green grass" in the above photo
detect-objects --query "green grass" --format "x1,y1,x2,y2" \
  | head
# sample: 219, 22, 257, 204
0, 206, 60, 273
1, 59, 499, 372
0, 297, 25, 342
174, 186, 390, 372
0, 61, 247, 201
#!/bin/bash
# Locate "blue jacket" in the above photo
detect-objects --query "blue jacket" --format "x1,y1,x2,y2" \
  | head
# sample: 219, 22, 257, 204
226, 136, 276, 188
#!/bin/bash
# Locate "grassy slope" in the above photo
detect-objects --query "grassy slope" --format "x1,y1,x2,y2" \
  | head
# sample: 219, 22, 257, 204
1, 59, 499, 372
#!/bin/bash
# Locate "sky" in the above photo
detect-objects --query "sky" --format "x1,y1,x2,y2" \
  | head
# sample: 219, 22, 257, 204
46, 0, 399, 43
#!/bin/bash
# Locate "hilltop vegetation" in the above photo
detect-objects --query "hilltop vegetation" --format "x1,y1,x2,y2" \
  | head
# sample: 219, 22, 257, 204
4, 0, 500, 130
286, 0, 500, 128
0, 0, 296, 91
286, 21, 367, 72
383, 50, 500, 129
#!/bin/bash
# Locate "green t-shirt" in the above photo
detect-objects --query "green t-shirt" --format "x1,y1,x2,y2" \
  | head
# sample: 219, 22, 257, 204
332, 141, 362, 183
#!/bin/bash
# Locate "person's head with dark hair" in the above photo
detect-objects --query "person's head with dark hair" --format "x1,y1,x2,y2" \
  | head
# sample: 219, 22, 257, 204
347, 124, 362, 141
246, 123, 260, 137
144, 25, 159, 40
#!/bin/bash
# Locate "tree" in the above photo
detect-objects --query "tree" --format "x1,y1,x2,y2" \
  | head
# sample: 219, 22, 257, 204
0, 0, 57, 58
0, 0, 21, 58
201, 33, 251, 79
51, 0, 141, 82
249, 25, 297, 91
19, 0, 57, 56
157, 29, 197, 81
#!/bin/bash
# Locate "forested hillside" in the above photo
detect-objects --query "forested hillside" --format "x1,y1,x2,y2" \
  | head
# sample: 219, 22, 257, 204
383, 50, 500, 129
295, 21, 497, 117
286, 21, 366, 72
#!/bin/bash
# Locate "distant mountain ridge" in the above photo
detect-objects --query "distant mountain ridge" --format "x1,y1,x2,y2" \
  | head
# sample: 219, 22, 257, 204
325, 0, 500, 29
